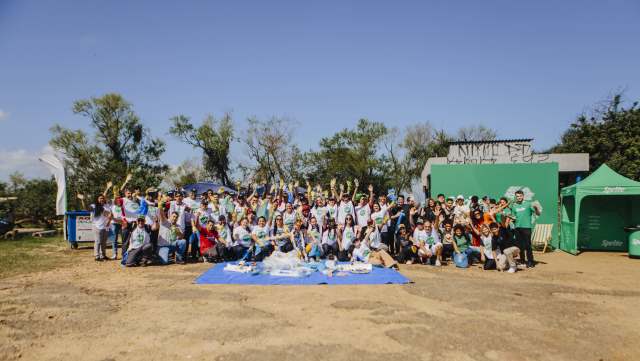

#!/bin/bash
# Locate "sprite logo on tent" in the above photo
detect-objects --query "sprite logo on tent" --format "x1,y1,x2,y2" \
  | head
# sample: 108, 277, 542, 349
504, 186, 535, 201
601, 240, 623, 248
632, 239, 640, 247
603, 187, 625, 194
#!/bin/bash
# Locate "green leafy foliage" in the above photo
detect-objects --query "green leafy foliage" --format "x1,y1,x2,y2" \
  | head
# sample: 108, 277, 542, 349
169, 113, 234, 186
0, 173, 56, 224
50, 93, 167, 207
550, 94, 640, 180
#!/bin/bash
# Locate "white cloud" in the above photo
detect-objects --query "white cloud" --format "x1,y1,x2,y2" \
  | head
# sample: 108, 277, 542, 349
0, 109, 7, 120
0, 146, 58, 181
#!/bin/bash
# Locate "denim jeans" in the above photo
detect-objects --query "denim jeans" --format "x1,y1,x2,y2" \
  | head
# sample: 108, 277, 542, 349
464, 246, 482, 264
110, 223, 122, 258
189, 231, 200, 259
157, 239, 187, 264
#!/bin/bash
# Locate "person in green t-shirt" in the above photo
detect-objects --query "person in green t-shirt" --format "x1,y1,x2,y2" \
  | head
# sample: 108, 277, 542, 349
512, 190, 541, 268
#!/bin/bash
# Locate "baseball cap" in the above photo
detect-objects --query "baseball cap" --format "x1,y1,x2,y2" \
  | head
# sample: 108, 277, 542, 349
456, 195, 464, 200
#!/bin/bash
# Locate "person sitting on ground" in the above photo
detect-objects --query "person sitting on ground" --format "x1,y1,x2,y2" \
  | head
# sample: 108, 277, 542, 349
216, 215, 234, 260
125, 215, 155, 267
196, 218, 225, 263
305, 216, 323, 261
479, 224, 497, 270
351, 236, 370, 263
321, 218, 340, 258
232, 217, 253, 260
439, 220, 455, 261
289, 219, 308, 260
337, 214, 358, 261
271, 214, 294, 253
396, 224, 415, 264
412, 219, 443, 266
359, 219, 397, 268
489, 222, 520, 273
157, 196, 187, 265
460, 223, 483, 264
250, 216, 274, 261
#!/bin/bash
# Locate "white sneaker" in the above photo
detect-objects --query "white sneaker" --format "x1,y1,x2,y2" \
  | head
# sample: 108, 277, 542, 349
435, 260, 442, 267
507, 267, 517, 273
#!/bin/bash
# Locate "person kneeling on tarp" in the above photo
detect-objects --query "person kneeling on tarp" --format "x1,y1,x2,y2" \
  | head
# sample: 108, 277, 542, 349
125, 215, 155, 267
489, 222, 520, 273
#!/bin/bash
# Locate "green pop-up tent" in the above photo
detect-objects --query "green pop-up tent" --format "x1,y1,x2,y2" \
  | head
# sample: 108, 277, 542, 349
560, 164, 640, 254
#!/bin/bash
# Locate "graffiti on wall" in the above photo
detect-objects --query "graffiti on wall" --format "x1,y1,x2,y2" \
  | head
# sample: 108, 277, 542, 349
446, 141, 551, 165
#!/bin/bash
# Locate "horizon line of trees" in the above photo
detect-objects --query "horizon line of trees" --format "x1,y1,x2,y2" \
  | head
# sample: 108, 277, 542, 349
2, 92, 639, 223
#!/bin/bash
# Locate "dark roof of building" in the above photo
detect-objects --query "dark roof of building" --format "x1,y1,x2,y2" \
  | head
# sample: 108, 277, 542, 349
447, 138, 533, 145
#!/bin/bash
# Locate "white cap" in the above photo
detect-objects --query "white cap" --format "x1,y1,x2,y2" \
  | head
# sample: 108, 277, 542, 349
456, 194, 464, 200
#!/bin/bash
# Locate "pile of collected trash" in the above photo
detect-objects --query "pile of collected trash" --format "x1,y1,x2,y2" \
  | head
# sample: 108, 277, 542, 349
223, 251, 372, 277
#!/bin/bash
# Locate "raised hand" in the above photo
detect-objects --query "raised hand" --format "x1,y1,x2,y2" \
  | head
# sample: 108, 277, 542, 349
367, 184, 374, 193
354, 179, 359, 188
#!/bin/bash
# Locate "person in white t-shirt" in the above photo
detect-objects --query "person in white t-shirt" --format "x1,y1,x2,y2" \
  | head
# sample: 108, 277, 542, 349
250, 216, 273, 261
336, 184, 357, 225
157, 196, 187, 265
321, 218, 339, 257
311, 197, 328, 230
232, 218, 253, 260
354, 194, 372, 228
412, 219, 443, 266
90, 194, 112, 261
125, 215, 156, 267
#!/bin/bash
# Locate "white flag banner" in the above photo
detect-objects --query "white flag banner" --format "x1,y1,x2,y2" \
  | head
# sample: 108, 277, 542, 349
39, 154, 67, 215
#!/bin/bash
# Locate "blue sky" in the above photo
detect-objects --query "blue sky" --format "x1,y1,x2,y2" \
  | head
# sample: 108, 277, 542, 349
1, 0, 639, 181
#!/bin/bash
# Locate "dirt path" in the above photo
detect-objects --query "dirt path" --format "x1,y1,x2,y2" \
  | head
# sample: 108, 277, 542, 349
1, 251, 638, 361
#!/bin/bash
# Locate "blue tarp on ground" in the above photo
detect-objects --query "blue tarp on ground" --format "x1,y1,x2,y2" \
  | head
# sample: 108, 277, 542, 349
194, 262, 411, 285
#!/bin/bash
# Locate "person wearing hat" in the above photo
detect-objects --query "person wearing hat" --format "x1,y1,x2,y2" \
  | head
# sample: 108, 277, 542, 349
125, 215, 156, 267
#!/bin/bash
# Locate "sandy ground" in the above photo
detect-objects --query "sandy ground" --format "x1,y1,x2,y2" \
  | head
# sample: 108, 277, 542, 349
1, 250, 639, 361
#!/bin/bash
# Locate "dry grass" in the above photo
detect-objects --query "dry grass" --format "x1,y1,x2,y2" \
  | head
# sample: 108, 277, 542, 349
0, 236, 78, 278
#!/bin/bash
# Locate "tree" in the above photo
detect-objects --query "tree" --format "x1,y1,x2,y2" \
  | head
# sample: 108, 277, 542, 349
303, 119, 389, 192
401, 122, 451, 180
241, 116, 300, 185
162, 158, 205, 189
550, 94, 640, 180
5, 172, 56, 224
456, 124, 497, 141
381, 127, 413, 193
50, 93, 167, 207
169, 113, 234, 186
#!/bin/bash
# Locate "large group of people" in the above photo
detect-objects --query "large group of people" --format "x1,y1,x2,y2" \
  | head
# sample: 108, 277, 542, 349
90, 179, 542, 273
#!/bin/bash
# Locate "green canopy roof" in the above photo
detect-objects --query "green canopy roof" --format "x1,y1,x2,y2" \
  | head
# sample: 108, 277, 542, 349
561, 164, 640, 196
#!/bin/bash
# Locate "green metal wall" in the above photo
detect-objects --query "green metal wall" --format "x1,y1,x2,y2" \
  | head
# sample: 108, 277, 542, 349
431, 163, 559, 245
